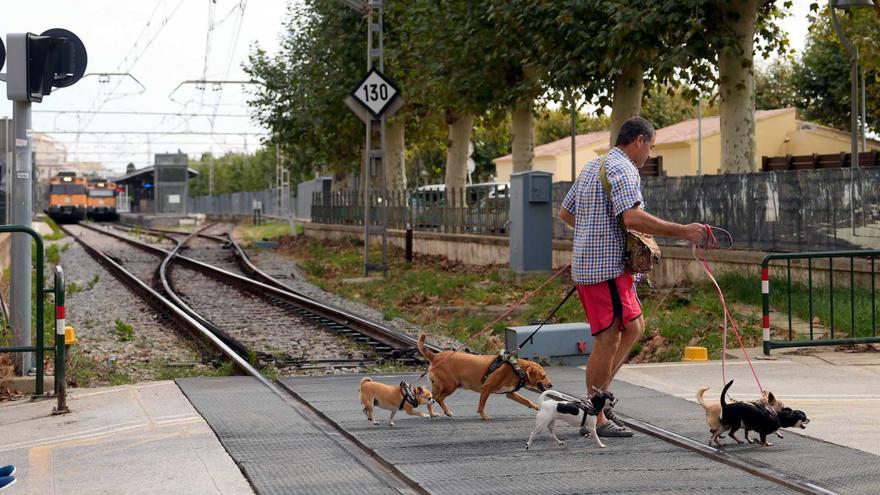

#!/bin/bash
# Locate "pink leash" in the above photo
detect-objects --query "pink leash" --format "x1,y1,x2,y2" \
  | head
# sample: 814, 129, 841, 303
692, 225, 765, 394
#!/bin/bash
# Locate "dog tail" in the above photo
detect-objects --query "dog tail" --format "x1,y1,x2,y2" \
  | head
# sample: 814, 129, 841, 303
538, 390, 556, 404
417, 333, 435, 361
720, 380, 734, 409
360, 377, 372, 388
696, 386, 710, 408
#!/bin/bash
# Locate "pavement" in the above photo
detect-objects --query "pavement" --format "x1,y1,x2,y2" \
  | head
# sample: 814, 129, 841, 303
0, 381, 253, 495
616, 346, 880, 456
0, 348, 877, 494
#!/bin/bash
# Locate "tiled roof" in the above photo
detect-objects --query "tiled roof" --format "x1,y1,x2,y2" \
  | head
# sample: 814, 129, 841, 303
495, 131, 610, 162
654, 108, 795, 145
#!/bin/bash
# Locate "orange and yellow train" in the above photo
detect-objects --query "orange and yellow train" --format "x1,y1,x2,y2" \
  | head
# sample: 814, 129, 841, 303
46, 172, 87, 223
86, 178, 119, 221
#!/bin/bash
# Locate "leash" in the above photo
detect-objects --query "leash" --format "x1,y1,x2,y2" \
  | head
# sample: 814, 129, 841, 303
692, 224, 764, 394
516, 285, 577, 352
415, 263, 572, 383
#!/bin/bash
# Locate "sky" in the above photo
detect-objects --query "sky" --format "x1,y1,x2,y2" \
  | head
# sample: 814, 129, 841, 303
0, 0, 817, 175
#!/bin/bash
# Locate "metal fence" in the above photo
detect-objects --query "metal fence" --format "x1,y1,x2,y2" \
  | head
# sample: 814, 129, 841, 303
311, 185, 510, 235
189, 187, 293, 218
553, 167, 880, 251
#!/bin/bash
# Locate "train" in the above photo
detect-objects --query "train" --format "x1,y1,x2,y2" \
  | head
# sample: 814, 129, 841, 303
86, 178, 119, 221
46, 172, 88, 223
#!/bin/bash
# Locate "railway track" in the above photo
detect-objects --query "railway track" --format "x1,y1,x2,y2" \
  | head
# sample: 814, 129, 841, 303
64, 221, 835, 494
66, 222, 441, 373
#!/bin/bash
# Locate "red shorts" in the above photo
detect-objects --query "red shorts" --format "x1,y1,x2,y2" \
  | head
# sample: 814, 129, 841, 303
577, 271, 642, 335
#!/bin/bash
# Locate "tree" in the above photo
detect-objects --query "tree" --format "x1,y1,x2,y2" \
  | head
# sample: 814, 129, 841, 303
755, 59, 800, 110
706, 0, 792, 172
641, 87, 719, 129
534, 108, 611, 146
188, 149, 278, 196
793, 6, 880, 133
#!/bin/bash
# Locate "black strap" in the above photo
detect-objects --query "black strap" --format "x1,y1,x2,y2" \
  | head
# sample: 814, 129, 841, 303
398, 381, 418, 410
517, 285, 577, 352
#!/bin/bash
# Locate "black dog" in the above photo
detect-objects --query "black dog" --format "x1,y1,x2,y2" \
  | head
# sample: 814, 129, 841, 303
716, 380, 810, 447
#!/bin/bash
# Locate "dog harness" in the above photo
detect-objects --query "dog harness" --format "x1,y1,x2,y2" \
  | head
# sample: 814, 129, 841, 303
398, 381, 419, 410
481, 351, 527, 392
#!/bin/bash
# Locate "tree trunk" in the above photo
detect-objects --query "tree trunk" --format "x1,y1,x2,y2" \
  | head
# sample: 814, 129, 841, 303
719, 0, 759, 173
445, 110, 475, 190
385, 119, 406, 191
511, 100, 535, 173
609, 62, 644, 146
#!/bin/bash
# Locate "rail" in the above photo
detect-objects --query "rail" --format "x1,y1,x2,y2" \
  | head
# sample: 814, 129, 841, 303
761, 249, 880, 354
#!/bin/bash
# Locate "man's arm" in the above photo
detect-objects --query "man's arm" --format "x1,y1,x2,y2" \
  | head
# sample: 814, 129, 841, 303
560, 208, 576, 228
621, 207, 704, 243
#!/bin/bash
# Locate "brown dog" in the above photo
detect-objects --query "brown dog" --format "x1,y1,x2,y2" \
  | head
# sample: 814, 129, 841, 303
417, 334, 553, 420
696, 386, 784, 444
359, 377, 436, 426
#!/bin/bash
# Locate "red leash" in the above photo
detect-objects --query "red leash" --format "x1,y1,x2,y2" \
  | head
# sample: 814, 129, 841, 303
693, 224, 764, 393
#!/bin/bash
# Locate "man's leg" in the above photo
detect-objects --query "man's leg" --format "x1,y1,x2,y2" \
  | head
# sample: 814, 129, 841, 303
604, 315, 646, 389
586, 319, 621, 428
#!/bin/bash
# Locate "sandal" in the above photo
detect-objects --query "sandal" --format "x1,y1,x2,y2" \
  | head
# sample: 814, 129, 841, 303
596, 422, 634, 437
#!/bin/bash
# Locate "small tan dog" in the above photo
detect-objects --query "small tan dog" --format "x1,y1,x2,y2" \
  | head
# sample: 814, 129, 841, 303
417, 334, 553, 420
696, 386, 784, 444
359, 377, 436, 426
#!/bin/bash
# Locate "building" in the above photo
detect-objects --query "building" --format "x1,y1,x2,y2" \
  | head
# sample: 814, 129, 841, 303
493, 131, 610, 183
32, 133, 107, 180
493, 108, 880, 179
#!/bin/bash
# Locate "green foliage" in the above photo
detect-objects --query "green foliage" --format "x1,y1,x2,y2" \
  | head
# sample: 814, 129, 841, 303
188, 149, 279, 196
641, 87, 719, 130
113, 319, 135, 342
534, 108, 611, 146
42, 217, 65, 241
66, 281, 83, 295
86, 274, 100, 290
793, 7, 880, 133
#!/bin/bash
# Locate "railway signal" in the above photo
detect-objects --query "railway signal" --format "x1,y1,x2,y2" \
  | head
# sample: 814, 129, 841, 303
1, 28, 87, 377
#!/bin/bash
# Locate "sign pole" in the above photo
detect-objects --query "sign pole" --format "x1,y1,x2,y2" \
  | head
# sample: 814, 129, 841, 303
11, 100, 33, 375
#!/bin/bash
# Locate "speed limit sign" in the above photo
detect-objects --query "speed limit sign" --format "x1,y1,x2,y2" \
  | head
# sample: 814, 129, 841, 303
349, 69, 400, 118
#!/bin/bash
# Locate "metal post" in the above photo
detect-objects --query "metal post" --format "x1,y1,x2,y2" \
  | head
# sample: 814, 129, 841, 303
861, 64, 867, 153
830, 1, 859, 237
362, 0, 388, 276
11, 101, 33, 376
53, 266, 69, 414
569, 91, 576, 181
697, 98, 703, 176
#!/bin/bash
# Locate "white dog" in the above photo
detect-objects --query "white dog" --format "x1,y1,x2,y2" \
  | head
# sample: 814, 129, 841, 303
526, 389, 617, 450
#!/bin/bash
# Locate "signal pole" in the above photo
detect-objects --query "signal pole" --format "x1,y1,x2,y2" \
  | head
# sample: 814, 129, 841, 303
10, 99, 33, 374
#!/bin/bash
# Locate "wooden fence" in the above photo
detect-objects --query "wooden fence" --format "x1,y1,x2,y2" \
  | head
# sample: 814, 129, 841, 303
762, 150, 880, 172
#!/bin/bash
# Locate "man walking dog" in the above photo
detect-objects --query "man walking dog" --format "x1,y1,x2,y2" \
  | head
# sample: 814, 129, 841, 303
560, 117, 704, 437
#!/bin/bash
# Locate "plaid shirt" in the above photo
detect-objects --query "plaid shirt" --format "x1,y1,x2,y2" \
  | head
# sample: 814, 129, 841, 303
561, 147, 644, 286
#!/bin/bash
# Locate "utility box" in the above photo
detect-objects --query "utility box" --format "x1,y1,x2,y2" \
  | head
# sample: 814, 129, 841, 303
509, 171, 553, 272
505, 323, 592, 366
297, 177, 332, 220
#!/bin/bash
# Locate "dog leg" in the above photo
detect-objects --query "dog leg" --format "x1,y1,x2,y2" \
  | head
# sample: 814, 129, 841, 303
388, 410, 397, 427
427, 402, 439, 418
404, 405, 429, 418
760, 433, 773, 447
433, 391, 454, 417
585, 414, 606, 448
728, 428, 744, 444
505, 392, 538, 410
477, 387, 493, 420
775, 431, 784, 439
364, 405, 378, 425
547, 421, 564, 447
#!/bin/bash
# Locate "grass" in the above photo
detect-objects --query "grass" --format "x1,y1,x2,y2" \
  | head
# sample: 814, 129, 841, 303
240, 222, 294, 244
711, 272, 880, 340
113, 319, 135, 342
42, 217, 65, 241
283, 236, 880, 361
150, 360, 236, 380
